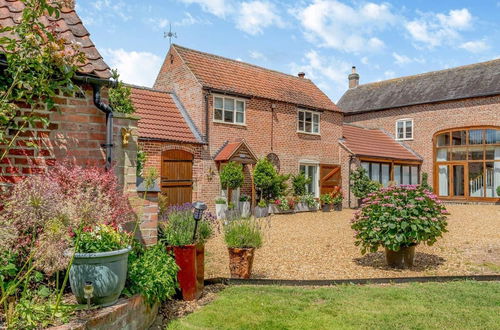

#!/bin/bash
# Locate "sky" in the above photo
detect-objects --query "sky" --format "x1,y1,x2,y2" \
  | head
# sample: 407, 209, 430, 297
75, 0, 500, 102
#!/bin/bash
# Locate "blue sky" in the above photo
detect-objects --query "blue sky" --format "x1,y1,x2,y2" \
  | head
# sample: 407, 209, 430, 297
76, 0, 500, 102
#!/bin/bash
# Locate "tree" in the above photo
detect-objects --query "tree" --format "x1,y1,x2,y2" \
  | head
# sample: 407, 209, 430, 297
350, 167, 381, 200
291, 172, 311, 196
109, 69, 135, 114
253, 158, 289, 201
220, 161, 244, 202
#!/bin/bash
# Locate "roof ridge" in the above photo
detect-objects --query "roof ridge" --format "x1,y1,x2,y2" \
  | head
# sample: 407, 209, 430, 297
172, 43, 313, 82
355, 57, 500, 89
126, 83, 172, 94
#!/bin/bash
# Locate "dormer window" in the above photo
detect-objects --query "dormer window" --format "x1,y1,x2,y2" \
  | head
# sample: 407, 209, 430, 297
213, 96, 245, 125
396, 119, 413, 140
298, 109, 320, 134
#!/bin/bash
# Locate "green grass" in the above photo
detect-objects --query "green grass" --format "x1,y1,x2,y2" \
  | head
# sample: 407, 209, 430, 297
168, 281, 500, 330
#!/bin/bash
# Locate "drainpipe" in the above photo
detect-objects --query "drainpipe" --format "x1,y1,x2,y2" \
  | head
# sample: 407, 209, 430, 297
92, 84, 114, 171
348, 155, 353, 208
204, 91, 210, 143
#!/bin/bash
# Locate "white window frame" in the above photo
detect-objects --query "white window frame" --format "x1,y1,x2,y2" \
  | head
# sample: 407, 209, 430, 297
213, 95, 246, 125
297, 109, 320, 135
299, 161, 320, 198
396, 118, 414, 140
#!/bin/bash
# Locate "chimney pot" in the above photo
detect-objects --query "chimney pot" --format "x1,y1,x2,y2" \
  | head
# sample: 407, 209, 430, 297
348, 66, 359, 89
298, 72, 305, 78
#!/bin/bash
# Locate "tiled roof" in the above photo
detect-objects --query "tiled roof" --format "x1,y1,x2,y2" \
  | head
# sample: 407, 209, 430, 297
341, 124, 421, 161
214, 140, 257, 162
172, 44, 340, 112
338, 59, 500, 114
130, 87, 202, 144
0, 0, 110, 79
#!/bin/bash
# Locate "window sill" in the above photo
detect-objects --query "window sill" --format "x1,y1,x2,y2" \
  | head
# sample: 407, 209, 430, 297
297, 131, 321, 136
213, 120, 247, 127
396, 138, 414, 141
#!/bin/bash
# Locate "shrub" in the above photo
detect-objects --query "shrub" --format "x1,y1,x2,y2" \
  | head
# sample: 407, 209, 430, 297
224, 219, 263, 249
220, 161, 244, 191
239, 195, 250, 202
300, 194, 317, 208
109, 69, 135, 114
158, 203, 217, 246
291, 172, 311, 196
350, 167, 381, 199
496, 185, 500, 197
215, 197, 227, 204
253, 158, 289, 201
421, 172, 432, 192
126, 244, 178, 306
74, 224, 130, 253
351, 185, 449, 254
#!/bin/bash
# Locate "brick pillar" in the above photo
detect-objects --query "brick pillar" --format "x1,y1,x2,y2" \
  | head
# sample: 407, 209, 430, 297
132, 191, 159, 246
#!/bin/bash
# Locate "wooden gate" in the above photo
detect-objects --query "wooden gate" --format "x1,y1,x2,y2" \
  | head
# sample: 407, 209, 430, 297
319, 164, 341, 195
161, 150, 193, 206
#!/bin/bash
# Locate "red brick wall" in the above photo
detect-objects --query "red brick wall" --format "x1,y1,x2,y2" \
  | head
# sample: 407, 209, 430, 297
344, 95, 500, 188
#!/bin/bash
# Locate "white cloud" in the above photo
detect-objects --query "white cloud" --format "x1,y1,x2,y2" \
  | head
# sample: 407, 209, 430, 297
384, 70, 396, 79
291, 0, 397, 53
361, 57, 369, 65
459, 40, 490, 53
236, 1, 283, 35
175, 12, 209, 26
249, 50, 267, 61
178, 0, 232, 18
101, 49, 163, 87
392, 52, 426, 65
406, 8, 472, 48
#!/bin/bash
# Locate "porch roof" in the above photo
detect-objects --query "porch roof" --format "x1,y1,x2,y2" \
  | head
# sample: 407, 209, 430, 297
341, 124, 422, 162
214, 140, 257, 164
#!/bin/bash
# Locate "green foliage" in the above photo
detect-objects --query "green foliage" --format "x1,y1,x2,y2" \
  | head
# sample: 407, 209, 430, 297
158, 205, 214, 246
224, 219, 263, 249
421, 172, 432, 192
109, 69, 135, 114
74, 224, 130, 253
496, 185, 500, 197
215, 197, 227, 204
0, 0, 85, 157
291, 172, 311, 196
220, 162, 244, 190
257, 200, 268, 208
350, 167, 382, 199
351, 186, 449, 254
136, 149, 147, 177
273, 195, 293, 211
320, 193, 334, 205
253, 158, 289, 201
300, 194, 317, 208
126, 244, 178, 306
239, 195, 249, 202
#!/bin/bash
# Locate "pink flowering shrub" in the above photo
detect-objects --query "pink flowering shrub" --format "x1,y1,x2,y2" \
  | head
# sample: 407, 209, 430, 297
351, 185, 449, 254
0, 164, 134, 274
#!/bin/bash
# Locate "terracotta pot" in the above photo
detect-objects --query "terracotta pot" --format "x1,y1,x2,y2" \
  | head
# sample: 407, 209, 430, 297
228, 247, 255, 279
385, 245, 416, 268
169, 244, 204, 300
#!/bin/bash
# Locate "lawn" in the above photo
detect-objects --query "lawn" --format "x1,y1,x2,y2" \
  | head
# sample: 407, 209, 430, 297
205, 204, 500, 279
167, 281, 500, 330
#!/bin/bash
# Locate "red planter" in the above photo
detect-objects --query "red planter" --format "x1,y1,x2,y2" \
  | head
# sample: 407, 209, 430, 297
169, 244, 205, 301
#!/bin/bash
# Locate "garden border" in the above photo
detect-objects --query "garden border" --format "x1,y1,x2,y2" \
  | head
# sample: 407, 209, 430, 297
205, 275, 500, 286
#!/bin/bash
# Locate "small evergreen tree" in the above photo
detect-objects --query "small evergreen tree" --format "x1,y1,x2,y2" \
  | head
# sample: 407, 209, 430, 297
220, 161, 244, 202
420, 172, 433, 192
291, 172, 311, 196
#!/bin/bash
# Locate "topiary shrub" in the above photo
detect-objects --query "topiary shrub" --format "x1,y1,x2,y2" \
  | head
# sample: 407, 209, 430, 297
220, 161, 244, 202
350, 167, 381, 201
420, 172, 432, 192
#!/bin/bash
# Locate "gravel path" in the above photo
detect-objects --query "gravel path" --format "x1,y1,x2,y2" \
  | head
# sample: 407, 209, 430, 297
204, 205, 500, 280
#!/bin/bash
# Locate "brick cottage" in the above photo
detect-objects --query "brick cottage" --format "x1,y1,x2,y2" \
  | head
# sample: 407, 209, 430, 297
135, 44, 344, 209
339, 62, 500, 204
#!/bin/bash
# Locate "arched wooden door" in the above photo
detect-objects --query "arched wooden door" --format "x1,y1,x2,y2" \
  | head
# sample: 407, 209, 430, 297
161, 150, 194, 206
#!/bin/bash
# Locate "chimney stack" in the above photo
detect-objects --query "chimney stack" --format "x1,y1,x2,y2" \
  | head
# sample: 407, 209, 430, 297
348, 66, 359, 89
298, 72, 305, 78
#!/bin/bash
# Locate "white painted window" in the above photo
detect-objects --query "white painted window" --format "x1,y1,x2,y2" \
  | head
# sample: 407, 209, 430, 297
213, 95, 245, 125
299, 163, 319, 197
297, 109, 320, 134
396, 119, 413, 140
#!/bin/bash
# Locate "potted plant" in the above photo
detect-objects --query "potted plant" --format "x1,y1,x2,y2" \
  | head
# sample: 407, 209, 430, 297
158, 203, 216, 300
253, 158, 290, 204
320, 193, 334, 212
332, 187, 343, 211
350, 167, 381, 207
270, 195, 294, 214
351, 185, 449, 268
69, 224, 131, 307
220, 161, 244, 206
299, 193, 318, 211
291, 172, 311, 212
224, 218, 263, 279
215, 197, 227, 220
254, 199, 269, 218
239, 194, 251, 218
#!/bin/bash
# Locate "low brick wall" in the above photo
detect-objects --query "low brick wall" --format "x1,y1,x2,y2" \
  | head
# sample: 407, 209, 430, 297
50, 295, 158, 330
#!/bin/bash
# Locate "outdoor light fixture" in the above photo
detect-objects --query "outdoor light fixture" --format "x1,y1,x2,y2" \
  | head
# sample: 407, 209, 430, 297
84, 281, 94, 310
192, 201, 207, 241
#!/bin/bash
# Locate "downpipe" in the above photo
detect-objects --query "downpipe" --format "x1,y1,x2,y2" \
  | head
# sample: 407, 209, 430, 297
92, 84, 114, 171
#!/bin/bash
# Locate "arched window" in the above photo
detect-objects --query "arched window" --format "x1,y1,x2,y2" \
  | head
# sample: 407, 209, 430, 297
434, 127, 500, 200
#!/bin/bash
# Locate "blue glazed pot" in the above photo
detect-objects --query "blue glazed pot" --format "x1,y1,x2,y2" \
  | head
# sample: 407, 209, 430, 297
69, 247, 131, 307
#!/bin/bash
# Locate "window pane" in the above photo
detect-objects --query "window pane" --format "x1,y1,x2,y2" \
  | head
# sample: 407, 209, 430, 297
381, 164, 390, 187
485, 129, 500, 144
437, 133, 450, 146
371, 163, 380, 183
394, 165, 401, 185
224, 98, 234, 110
214, 108, 223, 121
305, 112, 312, 122
305, 120, 312, 132
436, 148, 449, 161
451, 130, 466, 145
298, 120, 304, 131
236, 100, 244, 112
469, 129, 483, 145
215, 97, 223, 109
236, 112, 244, 123
453, 165, 465, 197
469, 162, 484, 197
411, 166, 418, 184
451, 147, 467, 160
438, 165, 449, 196
402, 166, 410, 185
361, 162, 370, 172
485, 146, 500, 160
298, 111, 304, 121
405, 121, 412, 139
468, 146, 484, 160
397, 121, 404, 139
313, 114, 319, 133
486, 162, 500, 197
224, 110, 233, 123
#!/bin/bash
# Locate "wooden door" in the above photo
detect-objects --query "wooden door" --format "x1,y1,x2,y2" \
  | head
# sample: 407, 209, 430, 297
319, 164, 341, 195
161, 150, 193, 206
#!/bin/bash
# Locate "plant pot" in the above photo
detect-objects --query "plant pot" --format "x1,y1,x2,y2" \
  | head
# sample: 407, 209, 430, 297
170, 244, 204, 301
254, 206, 269, 218
357, 198, 364, 208
269, 204, 293, 214
385, 245, 416, 268
228, 247, 255, 279
215, 203, 227, 220
294, 202, 309, 212
69, 247, 131, 307
239, 201, 251, 218
334, 203, 342, 211
321, 204, 332, 212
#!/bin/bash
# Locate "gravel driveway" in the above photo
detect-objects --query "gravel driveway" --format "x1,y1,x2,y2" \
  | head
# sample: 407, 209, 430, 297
204, 204, 500, 280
